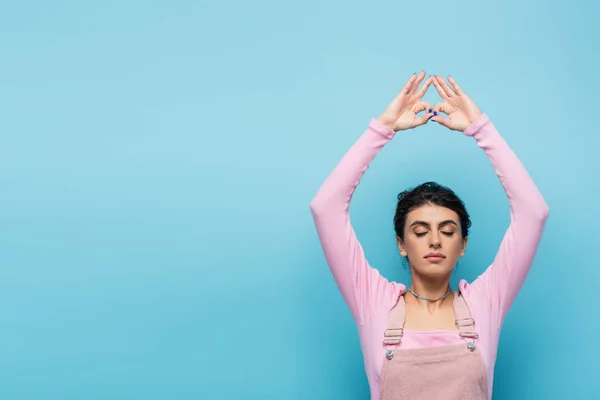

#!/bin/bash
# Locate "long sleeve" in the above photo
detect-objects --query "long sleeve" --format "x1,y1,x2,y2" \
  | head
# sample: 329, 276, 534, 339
310, 118, 403, 326
460, 114, 550, 324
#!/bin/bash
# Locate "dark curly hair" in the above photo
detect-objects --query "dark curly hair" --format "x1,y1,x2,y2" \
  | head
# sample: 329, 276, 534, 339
394, 181, 471, 242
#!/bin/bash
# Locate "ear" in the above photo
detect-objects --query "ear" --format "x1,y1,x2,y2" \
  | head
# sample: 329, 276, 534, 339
396, 237, 408, 257
460, 236, 468, 256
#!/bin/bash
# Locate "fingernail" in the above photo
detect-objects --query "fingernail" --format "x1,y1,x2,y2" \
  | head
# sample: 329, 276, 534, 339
428, 109, 432, 113
433, 111, 438, 116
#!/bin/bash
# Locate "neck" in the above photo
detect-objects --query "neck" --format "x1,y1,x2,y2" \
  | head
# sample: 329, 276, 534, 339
406, 274, 453, 310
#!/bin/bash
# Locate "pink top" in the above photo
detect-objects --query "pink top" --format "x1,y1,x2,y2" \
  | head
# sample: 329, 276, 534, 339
309, 114, 549, 399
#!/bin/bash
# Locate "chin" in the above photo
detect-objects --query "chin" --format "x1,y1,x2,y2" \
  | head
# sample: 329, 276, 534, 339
413, 262, 454, 276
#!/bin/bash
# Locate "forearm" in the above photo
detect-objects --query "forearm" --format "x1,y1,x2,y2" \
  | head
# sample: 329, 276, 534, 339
310, 119, 396, 212
464, 114, 549, 220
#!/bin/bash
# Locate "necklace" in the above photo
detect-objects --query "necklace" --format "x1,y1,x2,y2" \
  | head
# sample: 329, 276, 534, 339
408, 287, 452, 302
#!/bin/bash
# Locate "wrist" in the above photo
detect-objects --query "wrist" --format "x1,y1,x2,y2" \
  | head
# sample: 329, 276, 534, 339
369, 118, 397, 138
376, 116, 396, 132
463, 113, 489, 136
468, 111, 482, 125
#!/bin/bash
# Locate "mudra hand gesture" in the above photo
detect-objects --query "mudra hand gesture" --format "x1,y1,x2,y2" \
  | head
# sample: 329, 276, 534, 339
377, 72, 482, 132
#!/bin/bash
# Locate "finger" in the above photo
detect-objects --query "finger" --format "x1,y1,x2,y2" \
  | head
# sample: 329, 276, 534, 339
431, 77, 449, 100
415, 75, 434, 99
412, 102, 434, 127
408, 71, 427, 93
400, 73, 419, 95
413, 101, 432, 114
436, 75, 456, 98
447, 76, 464, 95
430, 102, 453, 128
433, 102, 453, 116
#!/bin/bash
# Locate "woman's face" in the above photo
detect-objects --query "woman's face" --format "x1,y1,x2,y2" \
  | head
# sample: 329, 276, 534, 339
397, 203, 468, 278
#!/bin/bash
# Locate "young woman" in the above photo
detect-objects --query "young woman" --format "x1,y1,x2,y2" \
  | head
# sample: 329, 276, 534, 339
309, 72, 549, 399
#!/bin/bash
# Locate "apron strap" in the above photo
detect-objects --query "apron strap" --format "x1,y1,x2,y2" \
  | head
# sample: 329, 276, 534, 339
382, 294, 405, 346
453, 291, 479, 351
453, 291, 478, 339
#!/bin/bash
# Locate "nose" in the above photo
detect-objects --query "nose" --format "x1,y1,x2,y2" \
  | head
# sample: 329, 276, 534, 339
429, 233, 441, 249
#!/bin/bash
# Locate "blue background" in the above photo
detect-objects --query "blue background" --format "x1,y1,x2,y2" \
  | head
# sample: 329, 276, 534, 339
1, 0, 598, 398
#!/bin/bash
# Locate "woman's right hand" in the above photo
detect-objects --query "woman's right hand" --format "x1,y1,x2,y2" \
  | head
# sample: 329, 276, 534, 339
377, 72, 434, 132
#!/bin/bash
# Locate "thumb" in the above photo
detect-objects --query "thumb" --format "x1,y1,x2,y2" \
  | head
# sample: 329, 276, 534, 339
430, 113, 453, 129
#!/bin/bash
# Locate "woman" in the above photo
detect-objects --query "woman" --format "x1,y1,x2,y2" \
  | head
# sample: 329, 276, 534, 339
309, 72, 549, 399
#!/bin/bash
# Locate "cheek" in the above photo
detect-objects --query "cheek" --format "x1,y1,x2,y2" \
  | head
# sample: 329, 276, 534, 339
448, 236, 464, 252
402, 236, 422, 254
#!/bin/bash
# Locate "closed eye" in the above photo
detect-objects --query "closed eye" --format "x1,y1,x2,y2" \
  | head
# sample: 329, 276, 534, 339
415, 231, 454, 237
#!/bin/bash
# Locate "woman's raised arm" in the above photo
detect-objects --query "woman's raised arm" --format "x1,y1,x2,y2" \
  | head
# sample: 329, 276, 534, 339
431, 75, 550, 324
310, 72, 435, 325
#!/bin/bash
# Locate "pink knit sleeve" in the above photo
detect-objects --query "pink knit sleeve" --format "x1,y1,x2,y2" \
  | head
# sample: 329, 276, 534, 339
459, 114, 550, 324
310, 118, 404, 326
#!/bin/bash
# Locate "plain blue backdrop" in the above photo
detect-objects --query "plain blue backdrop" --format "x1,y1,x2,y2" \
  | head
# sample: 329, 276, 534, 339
1, 0, 599, 398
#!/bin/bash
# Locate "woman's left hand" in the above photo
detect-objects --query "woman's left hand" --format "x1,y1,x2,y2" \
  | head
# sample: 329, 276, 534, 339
430, 76, 482, 132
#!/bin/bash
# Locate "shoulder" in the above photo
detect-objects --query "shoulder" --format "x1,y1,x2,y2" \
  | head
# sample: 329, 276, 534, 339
457, 278, 487, 308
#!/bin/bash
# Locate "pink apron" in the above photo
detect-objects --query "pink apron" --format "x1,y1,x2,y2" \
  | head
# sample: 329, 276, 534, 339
380, 292, 489, 399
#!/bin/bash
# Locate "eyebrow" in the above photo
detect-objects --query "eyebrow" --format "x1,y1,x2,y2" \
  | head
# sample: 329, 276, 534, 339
409, 220, 458, 229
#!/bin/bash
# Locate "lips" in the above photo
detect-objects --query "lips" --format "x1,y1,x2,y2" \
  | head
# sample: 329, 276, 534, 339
425, 252, 445, 259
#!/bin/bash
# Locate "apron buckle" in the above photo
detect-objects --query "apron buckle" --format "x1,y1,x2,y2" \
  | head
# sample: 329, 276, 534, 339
386, 349, 394, 360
